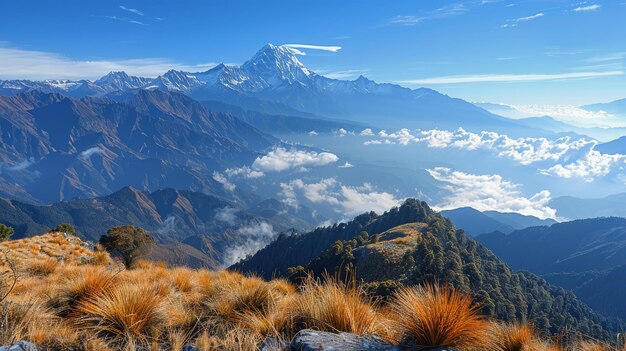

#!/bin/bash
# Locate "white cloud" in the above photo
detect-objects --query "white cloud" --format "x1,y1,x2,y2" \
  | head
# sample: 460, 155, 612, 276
212, 171, 235, 192
154, 216, 177, 235
363, 140, 383, 145
398, 70, 623, 85
215, 207, 238, 225
308, 130, 319, 136
0, 160, 34, 173
428, 167, 557, 219
0, 45, 216, 80
360, 127, 626, 181
222, 222, 275, 266
279, 178, 400, 216
501, 12, 544, 27
513, 13, 544, 22
339, 183, 400, 216
390, 3, 469, 26
282, 44, 342, 53
510, 104, 625, 127
574, 4, 600, 12
360, 128, 374, 136
338, 162, 354, 168
390, 15, 423, 25
280, 178, 340, 206
119, 5, 144, 16
79, 146, 105, 160
225, 166, 264, 179
103, 15, 147, 26
379, 128, 414, 145
540, 150, 626, 182
252, 147, 339, 172
321, 69, 369, 80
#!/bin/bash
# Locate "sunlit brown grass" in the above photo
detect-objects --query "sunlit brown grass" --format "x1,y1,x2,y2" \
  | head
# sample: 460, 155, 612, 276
288, 277, 387, 337
76, 284, 165, 348
388, 284, 496, 350
50, 265, 118, 317
0, 233, 619, 350
495, 322, 535, 351
25, 257, 59, 276
577, 341, 610, 351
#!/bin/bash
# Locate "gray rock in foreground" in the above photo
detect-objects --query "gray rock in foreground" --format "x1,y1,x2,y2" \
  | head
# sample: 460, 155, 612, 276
290, 330, 399, 351
0, 341, 38, 351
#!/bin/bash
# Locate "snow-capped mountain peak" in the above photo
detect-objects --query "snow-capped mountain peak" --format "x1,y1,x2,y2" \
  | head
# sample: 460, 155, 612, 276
241, 43, 312, 87
94, 71, 151, 91
146, 70, 202, 92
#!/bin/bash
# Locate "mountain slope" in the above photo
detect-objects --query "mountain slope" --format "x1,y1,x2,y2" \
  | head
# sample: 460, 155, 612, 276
582, 98, 626, 116
201, 100, 366, 135
476, 217, 626, 276
596, 136, 626, 154
476, 217, 626, 319
549, 193, 626, 219
0, 89, 276, 203
0, 186, 322, 267
441, 207, 515, 236
233, 199, 619, 340
575, 264, 626, 319
441, 207, 556, 236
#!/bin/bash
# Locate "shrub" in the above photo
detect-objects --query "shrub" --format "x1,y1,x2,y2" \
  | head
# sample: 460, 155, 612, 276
99, 225, 155, 268
388, 284, 495, 350
0, 224, 14, 242
52, 223, 76, 236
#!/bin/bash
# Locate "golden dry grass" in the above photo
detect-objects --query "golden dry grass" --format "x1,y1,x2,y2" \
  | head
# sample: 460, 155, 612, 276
495, 323, 535, 351
76, 284, 165, 348
388, 284, 496, 350
0, 233, 620, 350
288, 278, 387, 337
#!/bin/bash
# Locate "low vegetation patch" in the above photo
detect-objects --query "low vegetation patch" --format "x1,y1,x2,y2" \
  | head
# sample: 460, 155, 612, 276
0, 234, 622, 350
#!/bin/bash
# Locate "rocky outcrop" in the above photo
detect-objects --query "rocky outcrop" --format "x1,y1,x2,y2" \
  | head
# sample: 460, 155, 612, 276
0, 341, 38, 351
289, 330, 398, 351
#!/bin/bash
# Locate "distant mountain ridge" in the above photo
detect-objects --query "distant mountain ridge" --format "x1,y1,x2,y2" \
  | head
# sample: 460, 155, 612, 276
0, 44, 539, 134
441, 207, 556, 236
0, 186, 322, 267
0, 89, 276, 203
582, 98, 626, 117
549, 193, 626, 219
476, 217, 626, 319
596, 136, 626, 154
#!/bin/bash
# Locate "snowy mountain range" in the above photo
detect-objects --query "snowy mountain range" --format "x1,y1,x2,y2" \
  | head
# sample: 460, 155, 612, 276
0, 44, 532, 133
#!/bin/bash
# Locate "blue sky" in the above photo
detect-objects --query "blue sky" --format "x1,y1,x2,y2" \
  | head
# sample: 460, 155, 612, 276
1, 0, 624, 105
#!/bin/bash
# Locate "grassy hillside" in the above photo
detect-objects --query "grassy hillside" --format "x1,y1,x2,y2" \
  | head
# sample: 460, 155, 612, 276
0, 233, 622, 351
235, 200, 623, 341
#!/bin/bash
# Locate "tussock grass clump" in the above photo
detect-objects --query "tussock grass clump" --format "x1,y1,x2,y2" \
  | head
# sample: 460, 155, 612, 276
388, 284, 495, 350
50, 265, 118, 316
76, 284, 165, 348
0, 301, 78, 348
577, 341, 610, 351
25, 258, 59, 276
288, 278, 386, 337
495, 322, 535, 351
